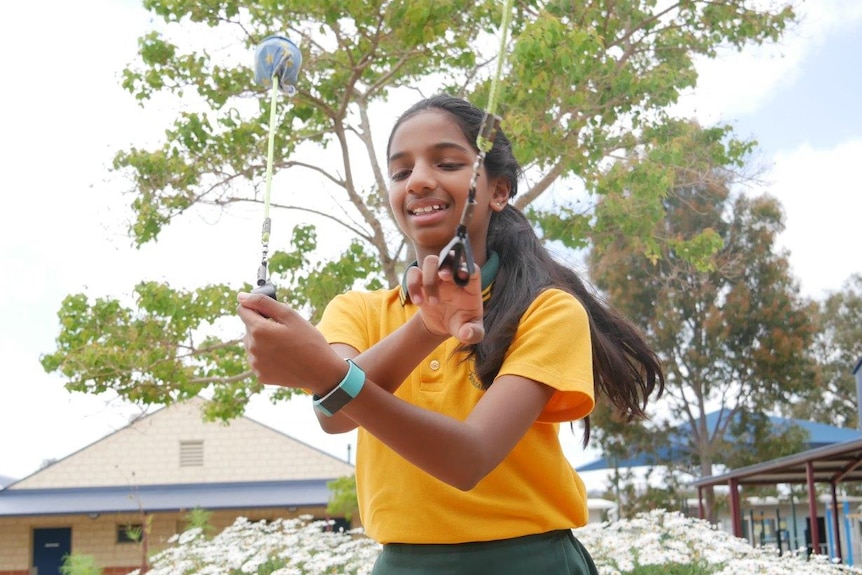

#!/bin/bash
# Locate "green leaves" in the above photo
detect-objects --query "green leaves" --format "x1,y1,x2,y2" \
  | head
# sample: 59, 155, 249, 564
41, 282, 252, 415
529, 204, 592, 251
269, 224, 383, 323
115, 146, 199, 246
42, 223, 380, 419
592, 119, 746, 268
789, 275, 862, 429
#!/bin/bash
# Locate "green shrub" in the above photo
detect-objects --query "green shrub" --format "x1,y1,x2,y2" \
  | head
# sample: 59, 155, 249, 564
184, 506, 215, 538
60, 553, 102, 575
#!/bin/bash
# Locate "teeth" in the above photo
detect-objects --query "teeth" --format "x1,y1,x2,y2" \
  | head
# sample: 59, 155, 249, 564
411, 205, 445, 215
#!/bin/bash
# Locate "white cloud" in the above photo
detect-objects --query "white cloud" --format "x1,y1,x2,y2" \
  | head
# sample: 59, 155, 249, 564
675, 0, 862, 122
766, 138, 862, 297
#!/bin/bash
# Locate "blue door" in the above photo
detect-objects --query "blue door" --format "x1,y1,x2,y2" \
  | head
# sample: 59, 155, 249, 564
33, 527, 71, 575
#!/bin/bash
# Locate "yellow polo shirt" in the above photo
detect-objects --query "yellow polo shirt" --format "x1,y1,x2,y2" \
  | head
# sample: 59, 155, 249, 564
317, 284, 595, 544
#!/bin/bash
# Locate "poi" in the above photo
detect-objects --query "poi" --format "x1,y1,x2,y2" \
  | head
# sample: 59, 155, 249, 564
251, 35, 302, 300
437, 0, 512, 286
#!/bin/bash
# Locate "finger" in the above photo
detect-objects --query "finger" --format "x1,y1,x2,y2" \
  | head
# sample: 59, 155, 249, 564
237, 302, 266, 328
436, 264, 453, 282
421, 255, 441, 303
438, 261, 481, 292
455, 258, 470, 284
238, 291, 288, 322
405, 266, 424, 305
464, 265, 483, 296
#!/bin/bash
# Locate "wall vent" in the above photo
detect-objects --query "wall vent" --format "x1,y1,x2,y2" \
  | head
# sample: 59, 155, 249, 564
179, 440, 204, 467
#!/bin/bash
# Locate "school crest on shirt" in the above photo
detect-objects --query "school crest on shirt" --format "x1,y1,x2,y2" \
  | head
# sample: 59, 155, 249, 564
467, 368, 484, 390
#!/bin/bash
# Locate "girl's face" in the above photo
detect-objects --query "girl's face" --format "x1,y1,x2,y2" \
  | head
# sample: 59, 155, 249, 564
387, 110, 509, 264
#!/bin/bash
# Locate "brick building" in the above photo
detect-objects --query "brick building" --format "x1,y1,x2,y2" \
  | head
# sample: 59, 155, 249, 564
0, 397, 355, 575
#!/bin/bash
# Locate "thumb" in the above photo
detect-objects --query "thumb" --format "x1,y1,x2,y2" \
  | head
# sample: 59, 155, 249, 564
238, 291, 286, 321
456, 320, 485, 345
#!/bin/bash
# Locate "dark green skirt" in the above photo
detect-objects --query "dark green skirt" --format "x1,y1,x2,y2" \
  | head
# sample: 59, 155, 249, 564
371, 530, 599, 575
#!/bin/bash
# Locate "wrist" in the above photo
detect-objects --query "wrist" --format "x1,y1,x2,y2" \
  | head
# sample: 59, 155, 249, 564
313, 359, 365, 416
312, 357, 350, 397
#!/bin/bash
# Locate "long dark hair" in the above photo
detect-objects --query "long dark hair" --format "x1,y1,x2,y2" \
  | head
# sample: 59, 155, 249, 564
388, 94, 664, 444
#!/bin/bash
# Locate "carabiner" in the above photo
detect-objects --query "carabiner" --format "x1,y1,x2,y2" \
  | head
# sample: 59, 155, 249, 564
438, 224, 474, 287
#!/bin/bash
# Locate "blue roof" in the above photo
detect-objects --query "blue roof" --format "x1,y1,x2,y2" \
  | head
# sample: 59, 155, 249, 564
576, 410, 862, 473
576, 449, 679, 473
0, 479, 333, 517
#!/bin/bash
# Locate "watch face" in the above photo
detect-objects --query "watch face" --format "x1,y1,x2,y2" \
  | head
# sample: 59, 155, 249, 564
319, 386, 354, 415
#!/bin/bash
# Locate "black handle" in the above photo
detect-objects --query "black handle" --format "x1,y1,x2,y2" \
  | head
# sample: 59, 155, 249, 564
437, 231, 474, 287
252, 281, 277, 301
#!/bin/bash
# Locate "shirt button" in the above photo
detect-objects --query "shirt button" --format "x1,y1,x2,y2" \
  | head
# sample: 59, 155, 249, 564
429, 360, 440, 371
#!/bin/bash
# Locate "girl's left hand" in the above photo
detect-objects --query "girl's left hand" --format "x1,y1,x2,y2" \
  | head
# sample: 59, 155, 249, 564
237, 293, 346, 394
405, 254, 485, 344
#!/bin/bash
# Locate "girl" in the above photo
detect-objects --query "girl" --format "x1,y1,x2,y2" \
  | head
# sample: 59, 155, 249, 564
238, 94, 664, 574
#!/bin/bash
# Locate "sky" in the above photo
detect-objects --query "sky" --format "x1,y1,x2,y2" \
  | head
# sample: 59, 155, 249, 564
1, 0, 861, 485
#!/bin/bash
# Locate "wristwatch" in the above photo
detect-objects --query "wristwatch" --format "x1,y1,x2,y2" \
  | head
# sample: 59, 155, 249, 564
313, 359, 366, 416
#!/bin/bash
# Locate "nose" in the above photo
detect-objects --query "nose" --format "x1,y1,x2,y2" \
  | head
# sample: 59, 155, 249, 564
406, 160, 436, 195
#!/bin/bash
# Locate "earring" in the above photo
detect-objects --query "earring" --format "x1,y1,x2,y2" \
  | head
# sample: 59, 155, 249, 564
496, 202, 504, 207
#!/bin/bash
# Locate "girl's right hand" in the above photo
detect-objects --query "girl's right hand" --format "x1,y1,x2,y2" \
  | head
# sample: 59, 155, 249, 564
405, 254, 485, 344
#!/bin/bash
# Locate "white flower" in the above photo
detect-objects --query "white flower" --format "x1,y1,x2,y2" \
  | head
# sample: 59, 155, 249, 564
137, 510, 862, 575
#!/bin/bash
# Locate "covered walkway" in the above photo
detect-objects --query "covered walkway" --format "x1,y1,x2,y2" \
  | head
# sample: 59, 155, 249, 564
693, 437, 862, 563
694, 357, 862, 563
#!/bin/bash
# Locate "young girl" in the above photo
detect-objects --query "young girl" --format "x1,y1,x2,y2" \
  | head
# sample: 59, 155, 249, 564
238, 94, 664, 574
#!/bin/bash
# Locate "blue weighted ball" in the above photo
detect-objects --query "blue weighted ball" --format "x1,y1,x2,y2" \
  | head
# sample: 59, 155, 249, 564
254, 35, 302, 95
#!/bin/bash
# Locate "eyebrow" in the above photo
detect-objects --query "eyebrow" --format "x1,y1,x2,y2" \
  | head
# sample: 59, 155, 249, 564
388, 141, 472, 164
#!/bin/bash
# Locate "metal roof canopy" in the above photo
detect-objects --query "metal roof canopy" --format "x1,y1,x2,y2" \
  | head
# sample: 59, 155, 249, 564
693, 438, 862, 490
0, 479, 334, 517
692, 436, 862, 564
693, 359, 862, 564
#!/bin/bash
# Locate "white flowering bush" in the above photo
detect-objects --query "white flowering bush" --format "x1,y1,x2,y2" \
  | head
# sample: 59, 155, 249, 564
574, 509, 862, 575
129, 515, 381, 575
132, 510, 862, 575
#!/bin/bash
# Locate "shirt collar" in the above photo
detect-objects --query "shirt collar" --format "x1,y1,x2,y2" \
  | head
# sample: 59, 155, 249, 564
399, 250, 500, 306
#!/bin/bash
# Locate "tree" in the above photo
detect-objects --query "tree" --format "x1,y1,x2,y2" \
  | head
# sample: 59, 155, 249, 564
585, 119, 818, 521
41, 1, 795, 422
326, 475, 359, 522
789, 274, 862, 428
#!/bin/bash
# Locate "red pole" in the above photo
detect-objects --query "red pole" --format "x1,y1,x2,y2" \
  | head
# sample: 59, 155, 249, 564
807, 462, 820, 555
729, 478, 742, 537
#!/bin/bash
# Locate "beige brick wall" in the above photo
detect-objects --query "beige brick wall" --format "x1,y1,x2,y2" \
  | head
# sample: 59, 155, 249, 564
12, 398, 353, 489
0, 519, 29, 569
0, 506, 341, 573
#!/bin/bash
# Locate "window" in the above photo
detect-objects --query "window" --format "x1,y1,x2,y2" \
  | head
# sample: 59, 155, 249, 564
180, 440, 204, 467
118, 524, 143, 544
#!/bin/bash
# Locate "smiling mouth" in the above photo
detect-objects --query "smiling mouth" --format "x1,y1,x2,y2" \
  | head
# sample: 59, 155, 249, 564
408, 204, 448, 216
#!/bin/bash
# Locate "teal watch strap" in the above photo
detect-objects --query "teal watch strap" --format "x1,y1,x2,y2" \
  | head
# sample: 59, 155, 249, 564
313, 359, 365, 416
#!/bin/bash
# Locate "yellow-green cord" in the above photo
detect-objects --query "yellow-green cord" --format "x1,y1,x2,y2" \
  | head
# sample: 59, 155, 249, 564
262, 75, 279, 243
485, 0, 515, 119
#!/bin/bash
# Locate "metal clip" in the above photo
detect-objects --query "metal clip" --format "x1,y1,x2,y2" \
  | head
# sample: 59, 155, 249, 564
438, 223, 474, 287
